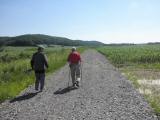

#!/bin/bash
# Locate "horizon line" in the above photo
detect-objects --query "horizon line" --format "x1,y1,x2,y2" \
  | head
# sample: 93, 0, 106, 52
0, 33, 160, 44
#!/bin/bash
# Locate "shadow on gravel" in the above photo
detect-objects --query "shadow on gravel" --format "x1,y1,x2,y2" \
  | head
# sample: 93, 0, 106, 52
10, 92, 39, 103
54, 86, 77, 95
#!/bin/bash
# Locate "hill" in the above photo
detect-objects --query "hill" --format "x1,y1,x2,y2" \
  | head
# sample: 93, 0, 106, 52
0, 34, 104, 46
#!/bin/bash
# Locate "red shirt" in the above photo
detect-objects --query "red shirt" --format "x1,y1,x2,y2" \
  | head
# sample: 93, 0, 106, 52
67, 51, 81, 63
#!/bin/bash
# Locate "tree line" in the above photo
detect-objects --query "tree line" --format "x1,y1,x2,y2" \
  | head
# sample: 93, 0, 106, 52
0, 34, 104, 47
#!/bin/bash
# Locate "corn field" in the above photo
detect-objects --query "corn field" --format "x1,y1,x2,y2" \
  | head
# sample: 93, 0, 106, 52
97, 44, 160, 68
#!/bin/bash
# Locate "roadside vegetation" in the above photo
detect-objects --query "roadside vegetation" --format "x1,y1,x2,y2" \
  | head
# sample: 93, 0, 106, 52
97, 44, 160, 115
0, 46, 86, 102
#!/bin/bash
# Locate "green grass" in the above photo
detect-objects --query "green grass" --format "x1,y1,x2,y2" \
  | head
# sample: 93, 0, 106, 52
0, 46, 86, 102
97, 44, 160, 68
97, 44, 160, 114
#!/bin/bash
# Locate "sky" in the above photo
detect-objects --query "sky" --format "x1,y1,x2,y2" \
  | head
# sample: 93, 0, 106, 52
0, 0, 160, 44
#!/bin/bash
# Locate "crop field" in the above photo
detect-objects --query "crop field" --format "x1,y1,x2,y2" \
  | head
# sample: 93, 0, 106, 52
0, 46, 85, 102
97, 44, 160, 114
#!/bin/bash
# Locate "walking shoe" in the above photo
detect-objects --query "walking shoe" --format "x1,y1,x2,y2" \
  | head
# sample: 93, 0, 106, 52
73, 83, 76, 87
73, 83, 78, 89
39, 90, 43, 92
34, 89, 39, 93
74, 85, 78, 89
75, 81, 79, 87
39, 88, 44, 92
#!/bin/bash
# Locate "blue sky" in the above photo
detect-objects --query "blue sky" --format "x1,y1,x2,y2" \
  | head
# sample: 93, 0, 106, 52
0, 0, 160, 43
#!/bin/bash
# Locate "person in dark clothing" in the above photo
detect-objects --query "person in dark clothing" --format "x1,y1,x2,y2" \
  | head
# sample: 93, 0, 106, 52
31, 46, 48, 92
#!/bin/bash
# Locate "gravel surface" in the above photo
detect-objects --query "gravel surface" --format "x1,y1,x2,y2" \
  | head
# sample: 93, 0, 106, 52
0, 50, 158, 120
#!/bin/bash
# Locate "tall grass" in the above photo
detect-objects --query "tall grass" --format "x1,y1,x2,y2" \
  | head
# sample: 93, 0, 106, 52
0, 46, 86, 102
97, 45, 160, 68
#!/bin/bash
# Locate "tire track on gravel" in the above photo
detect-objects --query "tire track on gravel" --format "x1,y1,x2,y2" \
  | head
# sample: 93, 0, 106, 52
0, 50, 158, 120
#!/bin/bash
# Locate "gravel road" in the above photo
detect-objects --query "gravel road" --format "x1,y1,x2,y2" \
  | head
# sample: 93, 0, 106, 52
0, 50, 158, 120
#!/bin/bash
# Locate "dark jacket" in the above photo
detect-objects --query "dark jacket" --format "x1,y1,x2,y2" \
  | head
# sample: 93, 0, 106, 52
31, 52, 48, 73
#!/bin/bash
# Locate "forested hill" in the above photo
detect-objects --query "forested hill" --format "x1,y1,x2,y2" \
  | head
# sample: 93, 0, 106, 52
0, 34, 104, 46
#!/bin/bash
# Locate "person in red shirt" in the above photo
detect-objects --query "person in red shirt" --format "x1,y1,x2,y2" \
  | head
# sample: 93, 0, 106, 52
67, 47, 81, 88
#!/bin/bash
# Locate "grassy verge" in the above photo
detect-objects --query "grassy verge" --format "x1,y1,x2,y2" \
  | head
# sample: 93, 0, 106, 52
97, 45, 160, 115
0, 46, 86, 102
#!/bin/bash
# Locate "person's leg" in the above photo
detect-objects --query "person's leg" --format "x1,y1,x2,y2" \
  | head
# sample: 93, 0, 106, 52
75, 64, 81, 87
76, 64, 81, 79
70, 64, 76, 86
35, 73, 40, 90
40, 73, 45, 91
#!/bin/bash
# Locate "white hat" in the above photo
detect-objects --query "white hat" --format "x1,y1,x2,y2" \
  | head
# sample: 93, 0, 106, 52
72, 47, 76, 51
37, 45, 45, 49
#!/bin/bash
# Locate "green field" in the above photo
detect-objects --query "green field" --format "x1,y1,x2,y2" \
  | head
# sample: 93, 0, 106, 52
97, 44, 160, 114
0, 46, 85, 102
1, 44, 160, 114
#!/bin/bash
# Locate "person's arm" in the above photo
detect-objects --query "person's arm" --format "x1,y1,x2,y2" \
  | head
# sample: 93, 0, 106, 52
67, 53, 72, 67
44, 54, 49, 68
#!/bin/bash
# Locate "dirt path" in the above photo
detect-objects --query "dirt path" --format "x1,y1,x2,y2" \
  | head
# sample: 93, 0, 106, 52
0, 50, 158, 120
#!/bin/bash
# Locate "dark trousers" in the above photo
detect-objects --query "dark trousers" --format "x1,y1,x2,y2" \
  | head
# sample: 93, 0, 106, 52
35, 73, 45, 90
